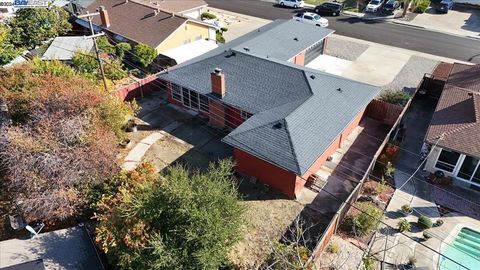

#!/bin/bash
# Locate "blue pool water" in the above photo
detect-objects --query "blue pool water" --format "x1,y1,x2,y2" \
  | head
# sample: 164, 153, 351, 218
439, 227, 480, 270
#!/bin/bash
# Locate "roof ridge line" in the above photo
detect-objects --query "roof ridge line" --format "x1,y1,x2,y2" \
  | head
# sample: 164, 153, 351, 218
282, 119, 302, 175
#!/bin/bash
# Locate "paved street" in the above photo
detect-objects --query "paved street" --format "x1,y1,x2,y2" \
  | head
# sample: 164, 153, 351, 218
205, 0, 480, 63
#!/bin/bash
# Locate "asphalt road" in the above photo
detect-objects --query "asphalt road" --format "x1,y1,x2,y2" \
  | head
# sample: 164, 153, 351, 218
205, 0, 480, 63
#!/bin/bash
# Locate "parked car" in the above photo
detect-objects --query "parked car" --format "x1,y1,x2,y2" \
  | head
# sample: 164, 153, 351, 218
382, 0, 399, 14
434, 0, 454, 13
293, 12, 329, 27
314, 2, 343, 16
279, 0, 305, 8
365, 0, 385, 12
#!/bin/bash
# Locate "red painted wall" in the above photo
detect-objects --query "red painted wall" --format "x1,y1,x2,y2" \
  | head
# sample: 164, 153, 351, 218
290, 51, 306, 66
112, 76, 158, 101
233, 148, 298, 198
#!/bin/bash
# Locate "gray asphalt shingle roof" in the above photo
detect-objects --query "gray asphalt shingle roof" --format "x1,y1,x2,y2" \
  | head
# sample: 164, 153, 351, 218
232, 20, 333, 61
42, 36, 94, 61
158, 20, 379, 175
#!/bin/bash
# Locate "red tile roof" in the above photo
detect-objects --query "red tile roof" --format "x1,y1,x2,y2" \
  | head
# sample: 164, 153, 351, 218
431, 62, 453, 81
426, 63, 480, 157
85, 0, 189, 48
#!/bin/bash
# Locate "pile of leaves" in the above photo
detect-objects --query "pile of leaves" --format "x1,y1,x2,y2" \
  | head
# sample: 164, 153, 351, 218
0, 63, 136, 222
94, 160, 245, 269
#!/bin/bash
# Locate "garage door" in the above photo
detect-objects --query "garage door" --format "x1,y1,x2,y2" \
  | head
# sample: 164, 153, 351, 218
305, 40, 325, 64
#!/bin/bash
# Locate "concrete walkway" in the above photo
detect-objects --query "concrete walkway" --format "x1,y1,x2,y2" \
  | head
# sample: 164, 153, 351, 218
121, 121, 182, 170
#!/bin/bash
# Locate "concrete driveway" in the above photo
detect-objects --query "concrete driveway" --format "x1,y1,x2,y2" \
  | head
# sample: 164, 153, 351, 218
409, 5, 480, 37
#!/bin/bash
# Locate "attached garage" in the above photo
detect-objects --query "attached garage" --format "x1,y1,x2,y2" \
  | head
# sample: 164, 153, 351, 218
304, 40, 325, 64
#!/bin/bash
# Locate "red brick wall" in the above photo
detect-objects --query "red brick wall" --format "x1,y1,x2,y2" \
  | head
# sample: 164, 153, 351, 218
233, 148, 298, 198
209, 99, 226, 128
225, 106, 245, 128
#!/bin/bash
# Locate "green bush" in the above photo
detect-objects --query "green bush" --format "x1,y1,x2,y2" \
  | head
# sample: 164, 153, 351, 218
95, 98, 138, 140
97, 36, 115, 55
104, 59, 127, 81
418, 216, 433, 229
201, 12, 217, 20
397, 218, 411, 232
114, 42, 131, 59
423, 230, 433, 239
401, 204, 412, 214
435, 219, 444, 227
363, 256, 376, 270
415, 0, 430, 13
132, 43, 157, 68
326, 242, 341, 254
352, 202, 384, 235
266, 242, 311, 270
378, 90, 411, 106
216, 30, 225, 43
31, 58, 75, 77
71, 51, 99, 75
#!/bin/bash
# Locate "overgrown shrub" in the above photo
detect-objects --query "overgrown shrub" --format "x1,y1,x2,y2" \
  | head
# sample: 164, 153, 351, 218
31, 57, 75, 77
378, 90, 411, 106
95, 160, 245, 270
132, 43, 157, 68
0, 25, 20, 65
104, 59, 127, 81
414, 0, 430, 13
201, 12, 217, 20
266, 242, 311, 269
363, 256, 376, 270
71, 51, 99, 75
352, 202, 384, 235
397, 219, 411, 232
0, 64, 133, 221
115, 42, 131, 59
97, 36, 115, 55
418, 216, 433, 229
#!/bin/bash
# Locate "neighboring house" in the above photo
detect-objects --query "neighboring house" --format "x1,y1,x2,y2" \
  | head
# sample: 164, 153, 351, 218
74, 0, 216, 56
158, 20, 380, 198
424, 63, 480, 191
42, 36, 94, 61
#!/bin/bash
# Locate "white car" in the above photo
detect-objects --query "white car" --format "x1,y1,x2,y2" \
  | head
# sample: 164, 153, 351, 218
365, 0, 384, 12
293, 12, 329, 27
279, 0, 305, 8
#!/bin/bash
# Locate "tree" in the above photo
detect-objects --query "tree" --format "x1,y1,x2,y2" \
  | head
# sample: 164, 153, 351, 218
8, 7, 71, 48
94, 160, 245, 270
0, 63, 136, 222
132, 43, 156, 68
104, 59, 127, 81
97, 36, 115, 55
71, 51, 99, 75
0, 25, 20, 65
115, 42, 131, 60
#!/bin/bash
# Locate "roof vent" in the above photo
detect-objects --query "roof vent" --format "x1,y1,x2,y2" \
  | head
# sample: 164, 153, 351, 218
243, 47, 250, 52
337, 88, 342, 92
468, 92, 474, 96
310, 75, 315, 79
273, 122, 283, 129
214, 68, 222, 74
293, 37, 298, 41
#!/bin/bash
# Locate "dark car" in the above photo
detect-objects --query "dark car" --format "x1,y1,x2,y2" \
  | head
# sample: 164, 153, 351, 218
433, 0, 454, 13
314, 2, 343, 16
382, 0, 399, 14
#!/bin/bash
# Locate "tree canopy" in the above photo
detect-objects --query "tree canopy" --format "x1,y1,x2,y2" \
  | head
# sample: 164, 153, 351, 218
94, 160, 245, 270
0, 25, 20, 65
8, 7, 71, 48
132, 43, 157, 68
0, 62, 136, 221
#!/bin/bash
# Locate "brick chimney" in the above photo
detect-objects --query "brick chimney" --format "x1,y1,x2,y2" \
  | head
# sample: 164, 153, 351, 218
98, 6, 110, 28
211, 68, 225, 98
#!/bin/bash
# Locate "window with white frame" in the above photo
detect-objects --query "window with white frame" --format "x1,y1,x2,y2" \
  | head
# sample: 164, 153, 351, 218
171, 83, 182, 102
457, 156, 480, 184
199, 94, 209, 112
240, 110, 252, 120
435, 149, 460, 172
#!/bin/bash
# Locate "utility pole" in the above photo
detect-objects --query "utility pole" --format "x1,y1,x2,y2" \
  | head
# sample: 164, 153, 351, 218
77, 11, 108, 92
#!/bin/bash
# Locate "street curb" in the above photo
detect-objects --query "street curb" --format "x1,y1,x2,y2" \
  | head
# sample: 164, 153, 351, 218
340, 11, 480, 40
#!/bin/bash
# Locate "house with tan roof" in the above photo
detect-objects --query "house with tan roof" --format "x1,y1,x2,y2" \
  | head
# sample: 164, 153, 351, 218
424, 63, 480, 191
74, 0, 216, 59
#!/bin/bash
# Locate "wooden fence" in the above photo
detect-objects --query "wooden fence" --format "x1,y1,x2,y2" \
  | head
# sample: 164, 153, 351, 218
366, 100, 404, 126
111, 75, 159, 101
307, 97, 414, 266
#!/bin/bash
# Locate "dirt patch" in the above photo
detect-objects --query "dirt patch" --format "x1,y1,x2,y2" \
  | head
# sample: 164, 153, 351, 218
317, 235, 364, 270
228, 178, 304, 269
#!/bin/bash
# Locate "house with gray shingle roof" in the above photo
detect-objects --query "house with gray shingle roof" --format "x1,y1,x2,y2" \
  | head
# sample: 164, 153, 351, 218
158, 20, 380, 197
424, 63, 480, 191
